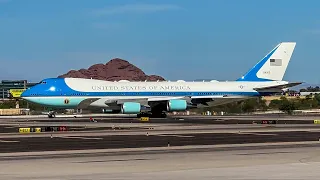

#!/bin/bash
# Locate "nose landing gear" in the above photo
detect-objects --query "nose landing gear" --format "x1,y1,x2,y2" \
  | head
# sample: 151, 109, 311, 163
48, 111, 56, 118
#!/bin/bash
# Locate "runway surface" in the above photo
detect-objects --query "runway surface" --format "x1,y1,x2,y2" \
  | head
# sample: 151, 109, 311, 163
0, 129, 320, 154
1, 115, 320, 179
2, 114, 320, 122
1, 143, 320, 179
0, 115, 320, 154
1, 114, 319, 125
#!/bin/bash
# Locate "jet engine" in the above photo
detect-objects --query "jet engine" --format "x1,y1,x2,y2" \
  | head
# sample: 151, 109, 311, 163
121, 102, 141, 114
167, 99, 187, 111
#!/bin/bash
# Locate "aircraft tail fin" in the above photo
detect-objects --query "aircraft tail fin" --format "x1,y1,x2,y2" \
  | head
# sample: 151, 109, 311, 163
236, 42, 296, 81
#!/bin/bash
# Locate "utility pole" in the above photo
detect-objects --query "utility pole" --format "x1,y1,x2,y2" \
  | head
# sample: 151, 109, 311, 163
24, 80, 29, 109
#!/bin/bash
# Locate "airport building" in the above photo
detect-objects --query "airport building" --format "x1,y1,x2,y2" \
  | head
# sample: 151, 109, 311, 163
0, 80, 37, 99
300, 92, 320, 96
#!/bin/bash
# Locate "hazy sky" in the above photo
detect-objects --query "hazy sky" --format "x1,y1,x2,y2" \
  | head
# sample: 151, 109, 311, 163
0, 0, 319, 83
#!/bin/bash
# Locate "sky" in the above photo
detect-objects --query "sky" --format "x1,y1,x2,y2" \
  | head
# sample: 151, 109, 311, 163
0, 0, 319, 83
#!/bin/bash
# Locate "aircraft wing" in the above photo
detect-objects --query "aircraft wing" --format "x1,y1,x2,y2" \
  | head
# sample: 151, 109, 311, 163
253, 82, 303, 91
76, 94, 247, 109
77, 97, 149, 109
148, 95, 230, 104
148, 96, 186, 101
77, 98, 101, 109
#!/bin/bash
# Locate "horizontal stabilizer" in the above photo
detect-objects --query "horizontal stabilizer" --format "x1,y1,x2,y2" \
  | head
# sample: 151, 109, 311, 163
253, 82, 303, 91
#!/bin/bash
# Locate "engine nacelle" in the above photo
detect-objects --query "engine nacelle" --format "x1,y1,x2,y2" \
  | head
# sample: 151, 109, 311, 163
167, 99, 187, 112
121, 102, 141, 114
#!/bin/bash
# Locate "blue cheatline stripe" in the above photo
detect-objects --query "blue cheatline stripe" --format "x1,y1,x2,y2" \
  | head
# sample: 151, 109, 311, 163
25, 91, 263, 97
236, 45, 279, 82
31, 97, 85, 108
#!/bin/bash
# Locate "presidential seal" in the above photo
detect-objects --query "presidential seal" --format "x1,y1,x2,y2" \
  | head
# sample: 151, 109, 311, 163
64, 99, 70, 104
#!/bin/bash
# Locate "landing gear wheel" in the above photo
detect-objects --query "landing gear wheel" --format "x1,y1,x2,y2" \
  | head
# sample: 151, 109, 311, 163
150, 112, 167, 118
137, 112, 151, 118
48, 112, 56, 118
138, 112, 167, 118
161, 112, 167, 118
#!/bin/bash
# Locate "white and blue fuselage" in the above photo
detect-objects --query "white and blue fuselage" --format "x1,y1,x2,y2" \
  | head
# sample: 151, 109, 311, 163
21, 77, 290, 108
20, 42, 301, 115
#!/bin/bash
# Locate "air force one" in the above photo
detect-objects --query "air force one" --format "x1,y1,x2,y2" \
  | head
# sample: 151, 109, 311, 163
21, 42, 301, 118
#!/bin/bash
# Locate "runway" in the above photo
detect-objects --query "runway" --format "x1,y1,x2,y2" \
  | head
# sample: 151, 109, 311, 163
1, 143, 320, 179
1, 114, 319, 124
0, 130, 319, 154
1, 115, 320, 179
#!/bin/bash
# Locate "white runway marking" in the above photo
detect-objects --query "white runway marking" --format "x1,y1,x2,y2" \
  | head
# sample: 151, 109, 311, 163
0, 140, 20, 143
70, 127, 88, 130
236, 132, 278, 136
156, 135, 194, 138
306, 130, 320, 132
59, 136, 103, 140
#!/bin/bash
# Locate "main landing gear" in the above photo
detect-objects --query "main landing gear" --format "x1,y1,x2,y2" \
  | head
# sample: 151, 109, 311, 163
137, 112, 167, 118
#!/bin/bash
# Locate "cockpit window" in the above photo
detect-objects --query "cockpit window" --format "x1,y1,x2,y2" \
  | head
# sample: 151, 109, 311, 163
41, 81, 47, 84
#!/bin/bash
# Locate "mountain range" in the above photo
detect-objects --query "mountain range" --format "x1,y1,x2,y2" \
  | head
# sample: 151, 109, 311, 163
58, 58, 165, 81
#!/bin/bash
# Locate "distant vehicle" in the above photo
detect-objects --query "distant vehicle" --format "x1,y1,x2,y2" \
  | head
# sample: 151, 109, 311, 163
89, 117, 97, 123
21, 42, 301, 118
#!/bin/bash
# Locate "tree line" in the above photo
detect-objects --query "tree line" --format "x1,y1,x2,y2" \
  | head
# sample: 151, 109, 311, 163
193, 94, 320, 115
299, 86, 320, 92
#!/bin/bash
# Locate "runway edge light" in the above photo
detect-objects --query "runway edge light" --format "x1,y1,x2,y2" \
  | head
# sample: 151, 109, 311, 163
140, 117, 149, 122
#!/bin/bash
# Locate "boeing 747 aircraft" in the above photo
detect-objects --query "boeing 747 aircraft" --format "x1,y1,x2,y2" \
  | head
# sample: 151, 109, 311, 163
21, 42, 301, 118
